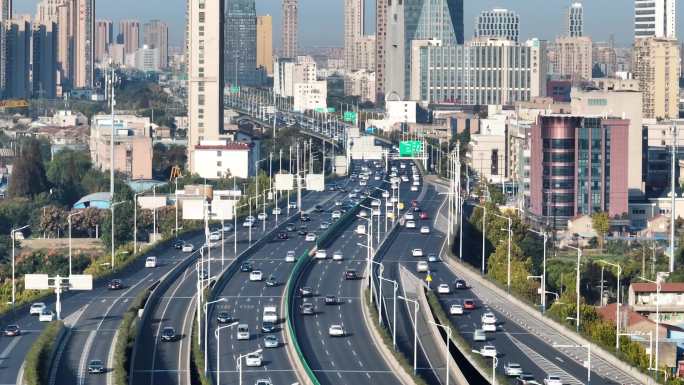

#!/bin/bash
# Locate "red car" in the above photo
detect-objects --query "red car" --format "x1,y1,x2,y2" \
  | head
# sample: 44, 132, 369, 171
463, 299, 476, 310
419, 212, 429, 220
411, 200, 419, 208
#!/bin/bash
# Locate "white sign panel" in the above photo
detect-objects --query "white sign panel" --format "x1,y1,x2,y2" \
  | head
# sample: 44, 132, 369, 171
211, 200, 235, 220
137, 196, 167, 210
25, 274, 49, 290
305, 174, 325, 192
69, 274, 93, 290
182, 199, 206, 220
275, 173, 295, 191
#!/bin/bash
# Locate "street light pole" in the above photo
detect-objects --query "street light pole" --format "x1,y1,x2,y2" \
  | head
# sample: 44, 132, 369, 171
398, 295, 419, 374
110, 201, 126, 269
10, 225, 29, 305
237, 349, 263, 385
67, 211, 82, 276
492, 213, 512, 290
529, 228, 548, 312
640, 275, 661, 375
214, 322, 239, 385
379, 276, 398, 349
472, 203, 487, 275
203, 298, 227, 374
567, 245, 582, 332
428, 320, 451, 385
599, 260, 622, 350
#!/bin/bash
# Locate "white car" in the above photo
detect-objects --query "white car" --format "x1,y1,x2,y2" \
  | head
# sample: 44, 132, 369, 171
209, 232, 221, 241
481, 312, 497, 324
249, 271, 263, 281
38, 309, 55, 322
222, 224, 234, 232
145, 256, 157, 268
30, 302, 46, 315
412, 180, 420, 186
544, 375, 563, 385
242, 219, 255, 228
305, 233, 317, 242
480, 345, 497, 358
356, 225, 366, 235
482, 323, 497, 332
504, 363, 523, 377
416, 261, 429, 273
410, 185, 419, 192
328, 325, 345, 337
405, 220, 416, 229
272, 207, 282, 215
382, 191, 390, 198
404, 212, 415, 220
257, 212, 268, 221
411, 248, 423, 257
288, 202, 297, 209
285, 251, 296, 263
450, 304, 464, 315
245, 352, 263, 367
359, 210, 368, 218
437, 284, 451, 294
359, 180, 367, 186
473, 329, 486, 342
315, 249, 327, 259
331, 210, 342, 219
420, 226, 430, 234
371, 200, 380, 207
255, 379, 273, 385
236, 324, 249, 340
332, 252, 343, 261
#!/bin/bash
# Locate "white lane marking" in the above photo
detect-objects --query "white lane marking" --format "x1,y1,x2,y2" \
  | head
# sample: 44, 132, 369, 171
0, 336, 21, 366
77, 331, 96, 385
507, 333, 583, 385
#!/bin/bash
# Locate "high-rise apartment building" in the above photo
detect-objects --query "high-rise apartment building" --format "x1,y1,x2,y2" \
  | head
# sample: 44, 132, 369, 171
633, 37, 680, 119
32, 21, 58, 98
143, 20, 169, 69
73, 0, 94, 88
553, 36, 593, 81
383, 0, 405, 100
568, 2, 583, 37
475, 8, 519, 42
1, 0, 11, 21
375, 0, 387, 102
344, 0, 364, 71
187, 0, 224, 173
119, 19, 140, 56
282, 0, 297, 58
355, 35, 375, 72
95, 20, 112, 64
529, 115, 629, 226
3, 19, 31, 98
256, 15, 273, 75
225, 0, 257, 86
634, 0, 675, 39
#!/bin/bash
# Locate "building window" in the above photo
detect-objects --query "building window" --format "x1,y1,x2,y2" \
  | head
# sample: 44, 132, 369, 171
217, 150, 222, 156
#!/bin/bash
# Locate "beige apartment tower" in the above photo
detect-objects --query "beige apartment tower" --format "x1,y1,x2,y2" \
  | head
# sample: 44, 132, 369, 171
143, 20, 169, 69
256, 15, 273, 75
119, 19, 140, 56
633, 37, 680, 119
187, 0, 224, 172
73, 0, 94, 88
95, 20, 112, 64
553, 36, 592, 81
282, 0, 297, 58
344, 0, 364, 71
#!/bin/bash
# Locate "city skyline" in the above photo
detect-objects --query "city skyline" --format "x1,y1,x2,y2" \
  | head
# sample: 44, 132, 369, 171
15, 0, 684, 48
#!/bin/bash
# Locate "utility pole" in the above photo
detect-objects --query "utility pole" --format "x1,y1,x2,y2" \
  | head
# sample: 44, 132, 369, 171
670, 122, 677, 272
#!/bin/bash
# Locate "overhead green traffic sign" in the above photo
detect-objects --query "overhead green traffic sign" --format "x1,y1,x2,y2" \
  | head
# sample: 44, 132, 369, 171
343, 111, 357, 123
399, 141, 423, 157
327, 107, 336, 113
229, 85, 240, 94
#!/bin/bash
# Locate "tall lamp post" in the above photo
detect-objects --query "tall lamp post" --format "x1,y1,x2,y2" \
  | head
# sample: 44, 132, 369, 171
398, 295, 419, 374
492, 213, 512, 290
203, 298, 227, 374
566, 245, 583, 332
237, 349, 263, 385
214, 321, 239, 385
67, 211, 83, 276
10, 225, 29, 305
598, 260, 622, 350
110, 201, 127, 269
427, 320, 452, 385
528, 228, 548, 312
472, 203, 487, 275
640, 275, 662, 376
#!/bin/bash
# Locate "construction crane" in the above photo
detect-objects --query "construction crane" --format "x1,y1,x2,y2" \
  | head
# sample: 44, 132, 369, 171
169, 165, 183, 181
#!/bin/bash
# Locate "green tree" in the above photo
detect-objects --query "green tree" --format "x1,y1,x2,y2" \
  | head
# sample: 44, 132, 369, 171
8, 139, 49, 198
46, 150, 92, 205
591, 212, 610, 250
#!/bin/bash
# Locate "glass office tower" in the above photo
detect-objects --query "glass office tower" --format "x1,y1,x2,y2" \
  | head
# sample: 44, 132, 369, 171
225, 0, 258, 86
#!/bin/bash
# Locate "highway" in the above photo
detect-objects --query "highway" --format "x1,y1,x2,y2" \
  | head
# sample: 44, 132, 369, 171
205, 179, 354, 385
377, 177, 644, 385
291, 159, 419, 385
0, 225, 212, 385
129, 184, 348, 385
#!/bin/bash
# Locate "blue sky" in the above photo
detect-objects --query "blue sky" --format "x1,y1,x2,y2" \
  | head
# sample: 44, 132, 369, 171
16, 0, 684, 48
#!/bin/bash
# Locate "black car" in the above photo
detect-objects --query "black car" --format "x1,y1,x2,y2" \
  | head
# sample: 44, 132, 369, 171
161, 326, 176, 341
173, 240, 185, 249
286, 223, 297, 232
261, 321, 276, 333
216, 312, 232, 323
297, 226, 308, 236
276, 232, 288, 240
266, 276, 278, 287
344, 270, 358, 280
107, 279, 123, 290
314, 205, 324, 212
324, 295, 339, 305
300, 214, 311, 222
240, 262, 253, 272
299, 286, 313, 297
4, 325, 20, 336
454, 279, 467, 289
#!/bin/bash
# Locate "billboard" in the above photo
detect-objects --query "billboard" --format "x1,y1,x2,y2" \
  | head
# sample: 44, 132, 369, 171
305, 174, 325, 192
182, 199, 206, 220
275, 173, 295, 191
211, 200, 235, 220
138, 196, 167, 210
399, 141, 423, 157
25, 274, 49, 290
69, 274, 93, 290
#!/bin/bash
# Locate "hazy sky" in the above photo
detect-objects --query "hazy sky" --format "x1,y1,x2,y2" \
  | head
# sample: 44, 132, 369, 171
15, 0, 684, 48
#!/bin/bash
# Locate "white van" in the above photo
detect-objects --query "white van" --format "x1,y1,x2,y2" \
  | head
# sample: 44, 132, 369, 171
237, 324, 250, 340
145, 256, 157, 268
263, 306, 278, 323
